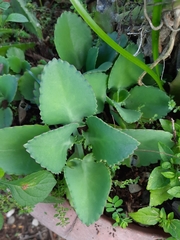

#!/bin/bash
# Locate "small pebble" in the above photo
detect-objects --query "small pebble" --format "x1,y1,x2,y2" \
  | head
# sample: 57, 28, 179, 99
7, 216, 15, 225
128, 184, 142, 194
6, 209, 15, 218
32, 218, 39, 227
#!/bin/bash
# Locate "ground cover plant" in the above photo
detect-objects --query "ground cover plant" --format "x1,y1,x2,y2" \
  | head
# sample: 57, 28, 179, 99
0, 0, 180, 239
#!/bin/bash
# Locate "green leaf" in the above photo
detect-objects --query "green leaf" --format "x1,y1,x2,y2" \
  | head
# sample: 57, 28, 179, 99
149, 185, 172, 206
0, 107, 13, 128
125, 86, 170, 121
5, 13, 28, 23
19, 65, 43, 103
0, 56, 9, 74
0, 170, 56, 206
8, 56, 23, 73
54, 11, 92, 69
129, 206, 160, 225
168, 186, 180, 198
147, 166, 170, 190
0, 125, 49, 174
158, 142, 174, 162
161, 219, 180, 239
86, 47, 99, 71
64, 157, 111, 225
25, 123, 78, 174
0, 212, 4, 230
0, 75, 17, 102
0, 43, 35, 57
6, 47, 25, 60
40, 59, 97, 125
85, 116, 139, 165
122, 129, 173, 166
108, 43, 144, 90
10, 0, 42, 39
84, 72, 107, 113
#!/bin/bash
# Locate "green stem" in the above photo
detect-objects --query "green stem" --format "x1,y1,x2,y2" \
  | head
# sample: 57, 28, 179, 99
70, 0, 163, 90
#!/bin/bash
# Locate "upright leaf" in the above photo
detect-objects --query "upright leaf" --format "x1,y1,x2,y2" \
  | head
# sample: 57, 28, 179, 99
85, 116, 139, 165
0, 75, 17, 102
0, 125, 49, 174
0, 108, 13, 128
0, 171, 56, 206
40, 59, 97, 125
25, 123, 78, 174
54, 11, 92, 69
108, 43, 144, 90
64, 157, 111, 225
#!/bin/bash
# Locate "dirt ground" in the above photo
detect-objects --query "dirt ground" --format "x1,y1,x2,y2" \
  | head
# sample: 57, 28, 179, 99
0, 210, 65, 240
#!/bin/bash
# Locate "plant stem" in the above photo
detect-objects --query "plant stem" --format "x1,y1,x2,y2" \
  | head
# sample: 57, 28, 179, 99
70, 0, 163, 90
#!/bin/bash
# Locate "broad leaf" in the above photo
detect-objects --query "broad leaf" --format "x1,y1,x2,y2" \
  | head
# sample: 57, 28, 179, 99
84, 72, 107, 113
158, 142, 174, 162
0, 75, 17, 102
64, 157, 111, 225
108, 43, 144, 90
125, 86, 170, 121
0, 171, 56, 206
0, 125, 49, 174
149, 185, 173, 206
6, 47, 25, 60
0, 56, 9, 74
161, 219, 180, 239
0, 107, 13, 128
122, 129, 173, 166
168, 186, 180, 198
129, 207, 160, 225
85, 116, 139, 165
54, 11, 92, 69
40, 59, 97, 125
147, 166, 170, 190
25, 123, 78, 174
5, 13, 28, 23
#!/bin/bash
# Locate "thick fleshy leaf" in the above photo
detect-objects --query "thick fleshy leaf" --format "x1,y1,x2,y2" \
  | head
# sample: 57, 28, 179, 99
125, 86, 170, 121
84, 72, 107, 113
0, 171, 56, 206
0, 107, 13, 128
108, 43, 144, 90
122, 129, 173, 166
86, 47, 99, 71
6, 47, 25, 60
0, 75, 17, 102
64, 157, 111, 225
40, 59, 97, 125
85, 116, 139, 165
0, 125, 49, 174
54, 11, 92, 69
25, 123, 78, 174
0, 56, 9, 74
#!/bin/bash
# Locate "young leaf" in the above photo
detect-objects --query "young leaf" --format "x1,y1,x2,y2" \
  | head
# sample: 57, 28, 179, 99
0, 171, 56, 206
86, 47, 99, 71
40, 59, 97, 125
161, 219, 180, 239
85, 116, 139, 165
129, 206, 160, 225
168, 186, 180, 198
64, 157, 111, 225
25, 123, 78, 174
6, 47, 25, 60
147, 166, 170, 190
124, 86, 170, 121
0, 125, 49, 174
54, 11, 92, 69
158, 142, 174, 162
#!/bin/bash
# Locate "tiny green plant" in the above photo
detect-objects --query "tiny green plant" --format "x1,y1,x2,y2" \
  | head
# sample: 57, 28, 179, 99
106, 196, 132, 228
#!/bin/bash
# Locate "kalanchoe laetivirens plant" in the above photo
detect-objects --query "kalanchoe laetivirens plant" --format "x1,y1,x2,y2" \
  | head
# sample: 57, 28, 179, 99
0, 9, 176, 229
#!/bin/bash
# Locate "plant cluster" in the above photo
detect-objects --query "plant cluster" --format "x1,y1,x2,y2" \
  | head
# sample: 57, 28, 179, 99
0, 0, 180, 239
